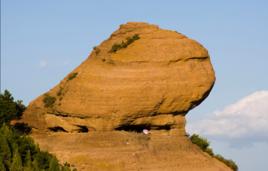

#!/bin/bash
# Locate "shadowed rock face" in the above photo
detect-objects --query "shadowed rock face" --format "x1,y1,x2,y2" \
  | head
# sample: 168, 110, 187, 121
22, 22, 215, 133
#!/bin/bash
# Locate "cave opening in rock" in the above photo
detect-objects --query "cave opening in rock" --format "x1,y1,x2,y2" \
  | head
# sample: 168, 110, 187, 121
115, 124, 171, 133
13, 123, 32, 134
48, 126, 67, 132
77, 125, 89, 133
115, 124, 150, 133
151, 125, 171, 131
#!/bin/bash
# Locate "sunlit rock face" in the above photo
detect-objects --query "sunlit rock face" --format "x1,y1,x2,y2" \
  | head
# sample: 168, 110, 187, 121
19, 22, 235, 171
22, 22, 215, 133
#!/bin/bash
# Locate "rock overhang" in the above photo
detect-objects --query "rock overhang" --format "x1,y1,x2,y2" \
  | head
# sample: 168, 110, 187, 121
21, 22, 215, 133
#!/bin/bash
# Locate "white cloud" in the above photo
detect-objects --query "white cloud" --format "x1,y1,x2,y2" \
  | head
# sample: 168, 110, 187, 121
39, 60, 48, 68
188, 90, 268, 142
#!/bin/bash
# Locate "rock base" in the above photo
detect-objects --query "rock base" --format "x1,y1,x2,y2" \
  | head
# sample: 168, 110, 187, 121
32, 130, 231, 171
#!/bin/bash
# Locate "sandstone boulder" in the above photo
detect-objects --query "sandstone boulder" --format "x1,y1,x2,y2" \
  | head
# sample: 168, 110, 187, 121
19, 22, 234, 171
22, 22, 215, 133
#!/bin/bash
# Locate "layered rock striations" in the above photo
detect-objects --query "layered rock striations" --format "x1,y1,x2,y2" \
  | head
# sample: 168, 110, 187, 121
21, 22, 232, 171
22, 22, 215, 133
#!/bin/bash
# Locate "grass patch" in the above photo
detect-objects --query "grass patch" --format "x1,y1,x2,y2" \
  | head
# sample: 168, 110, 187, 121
43, 94, 56, 108
68, 73, 78, 81
189, 134, 238, 171
109, 34, 140, 53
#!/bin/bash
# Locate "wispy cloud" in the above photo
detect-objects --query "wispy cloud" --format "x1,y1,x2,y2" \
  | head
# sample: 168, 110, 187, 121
39, 60, 48, 68
188, 90, 268, 143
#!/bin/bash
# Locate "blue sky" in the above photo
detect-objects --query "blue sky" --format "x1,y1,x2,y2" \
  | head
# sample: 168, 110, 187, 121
1, 1, 268, 170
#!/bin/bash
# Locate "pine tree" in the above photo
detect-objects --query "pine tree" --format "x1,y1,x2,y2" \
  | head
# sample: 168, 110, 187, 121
24, 165, 34, 171
0, 90, 74, 171
0, 89, 26, 125
10, 148, 23, 171
0, 125, 12, 168
61, 162, 73, 171
0, 156, 7, 171
24, 150, 33, 171
0, 90, 17, 124
48, 157, 60, 171
32, 158, 40, 171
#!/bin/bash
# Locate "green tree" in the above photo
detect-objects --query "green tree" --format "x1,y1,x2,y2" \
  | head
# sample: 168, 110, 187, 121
0, 124, 12, 168
189, 133, 238, 171
10, 148, 23, 171
0, 90, 26, 124
31, 158, 40, 171
0, 90, 74, 171
0, 156, 7, 171
190, 134, 209, 151
24, 150, 32, 169
48, 157, 60, 171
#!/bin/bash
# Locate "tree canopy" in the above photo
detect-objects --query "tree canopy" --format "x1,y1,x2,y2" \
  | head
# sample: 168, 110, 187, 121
0, 90, 26, 125
0, 90, 76, 171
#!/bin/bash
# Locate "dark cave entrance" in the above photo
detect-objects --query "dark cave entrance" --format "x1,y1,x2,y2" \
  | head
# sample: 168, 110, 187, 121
115, 124, 171, 133
48, 126, 67, 132
76, 125, 89, 133
115, 124, 150, 133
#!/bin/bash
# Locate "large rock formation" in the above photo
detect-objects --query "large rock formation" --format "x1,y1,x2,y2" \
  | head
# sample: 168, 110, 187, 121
21, 22, 232, 171
22, 22, 215, 133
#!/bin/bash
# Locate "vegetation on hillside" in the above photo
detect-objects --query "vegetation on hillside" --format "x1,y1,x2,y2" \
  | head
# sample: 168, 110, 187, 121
109, 34, 140, 53
43, 94, 56, 108
0, 90, 26, 125
67, 73, 78, 81
189, 134, 238, 171
93, 46, 100, 55
0, 90, 75, 171
0, 124, 75, 171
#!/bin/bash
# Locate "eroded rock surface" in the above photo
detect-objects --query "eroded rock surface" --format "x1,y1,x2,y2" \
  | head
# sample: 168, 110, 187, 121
22, 22, 215, 133
19, 22, 233, 171
32, 131, 231, 171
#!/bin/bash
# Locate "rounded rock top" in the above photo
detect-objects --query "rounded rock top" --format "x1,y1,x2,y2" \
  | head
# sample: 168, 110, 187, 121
22, 22, 215, 132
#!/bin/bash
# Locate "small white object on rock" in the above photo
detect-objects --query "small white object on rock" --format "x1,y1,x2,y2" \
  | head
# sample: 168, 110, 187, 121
143, 129, 149, 135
